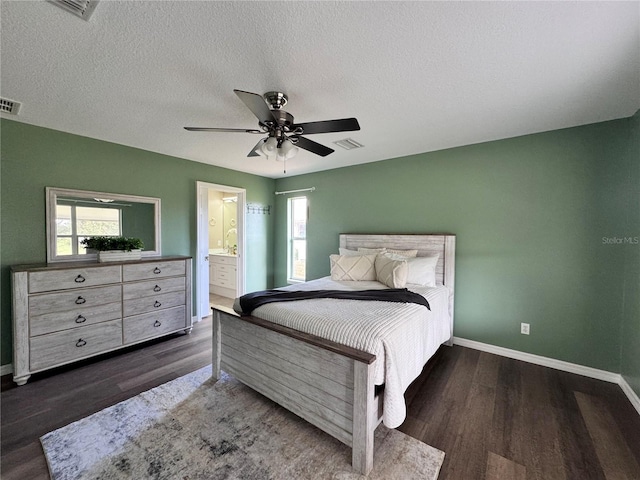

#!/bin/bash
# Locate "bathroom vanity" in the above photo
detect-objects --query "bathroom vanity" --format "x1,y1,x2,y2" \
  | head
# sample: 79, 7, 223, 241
209, 253, 237, 298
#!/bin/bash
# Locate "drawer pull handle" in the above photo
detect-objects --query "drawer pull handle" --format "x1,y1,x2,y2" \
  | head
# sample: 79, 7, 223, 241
153, 320, 162, 327
75, 315, 87, 324
153, 285, 161, 292
154, 301, 162, 308
75, 296, 86, 305
76, 339, 87, 347
74, 275, 86, 283
153, 267, 161, 274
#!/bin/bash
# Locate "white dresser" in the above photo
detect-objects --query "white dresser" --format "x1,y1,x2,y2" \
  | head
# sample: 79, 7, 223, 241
209, 254, 236, 298
11, 256, 192, 385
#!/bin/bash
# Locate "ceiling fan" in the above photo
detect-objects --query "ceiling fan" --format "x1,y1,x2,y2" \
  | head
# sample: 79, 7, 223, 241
184, 90, 360, 161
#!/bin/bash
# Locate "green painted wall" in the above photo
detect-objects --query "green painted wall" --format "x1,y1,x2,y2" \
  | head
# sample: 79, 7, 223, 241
122, 202, 156, 250
0, 119, 275, 366
274, 117, 635, 373
620, 110, 640, 397
2, 114, 637, 390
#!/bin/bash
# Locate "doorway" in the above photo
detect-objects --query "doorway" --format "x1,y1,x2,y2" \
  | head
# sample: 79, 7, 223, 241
196, 181, 246, 319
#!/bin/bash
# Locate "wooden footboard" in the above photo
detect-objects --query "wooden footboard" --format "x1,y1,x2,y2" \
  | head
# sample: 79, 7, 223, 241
212, 306, 379, 475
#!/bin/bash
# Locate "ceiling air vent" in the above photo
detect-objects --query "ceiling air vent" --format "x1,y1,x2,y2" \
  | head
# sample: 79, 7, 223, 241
47, 0, 99, 20
0, 98, 21, 115
334, 138, 364, 150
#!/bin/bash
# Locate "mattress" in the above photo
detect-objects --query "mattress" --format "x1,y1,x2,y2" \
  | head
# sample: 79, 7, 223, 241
243, 276, 452, 428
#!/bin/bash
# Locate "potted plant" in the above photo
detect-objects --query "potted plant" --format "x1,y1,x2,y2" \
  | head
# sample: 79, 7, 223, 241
81, 236, 144, 262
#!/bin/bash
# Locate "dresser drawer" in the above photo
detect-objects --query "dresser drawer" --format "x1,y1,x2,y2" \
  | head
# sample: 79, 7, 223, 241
123, 260, 186, 282
216, 264, 236, 274
30, 319, 123, 371
215, 278, 235, 288
29, 285, 122, 317
212, 264, 236, 288
123, 277, 185, 300
123, 306, 187, 344
29, 266, 121, 293
211, 255, 236, 266
217, 269, 231, 281
123, 291, 185, 317
30, 301, 121, 337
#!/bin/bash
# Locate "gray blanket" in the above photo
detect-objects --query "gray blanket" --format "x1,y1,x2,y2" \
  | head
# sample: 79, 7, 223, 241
235, 288, 430, 315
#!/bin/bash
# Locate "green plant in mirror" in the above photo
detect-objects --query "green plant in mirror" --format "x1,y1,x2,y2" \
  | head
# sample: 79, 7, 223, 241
81, 236, 144, 252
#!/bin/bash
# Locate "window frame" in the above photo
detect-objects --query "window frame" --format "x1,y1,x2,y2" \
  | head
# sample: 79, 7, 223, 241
287, 196, 307, 284
55, 203, 123, 256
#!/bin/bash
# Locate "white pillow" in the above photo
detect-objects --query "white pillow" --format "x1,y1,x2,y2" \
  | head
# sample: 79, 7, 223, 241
375, 254, 408, 288
330, 254, 377, 281
385, 248, 418, 258
405, 255, 439, 286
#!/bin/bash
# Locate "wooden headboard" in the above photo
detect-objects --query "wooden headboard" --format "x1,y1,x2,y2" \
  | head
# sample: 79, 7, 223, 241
339, 233, 456, 341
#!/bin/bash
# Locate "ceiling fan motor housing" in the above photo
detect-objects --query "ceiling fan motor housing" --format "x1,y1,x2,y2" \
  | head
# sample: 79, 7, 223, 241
268, 109, 294, 130
262, 110, 298, 139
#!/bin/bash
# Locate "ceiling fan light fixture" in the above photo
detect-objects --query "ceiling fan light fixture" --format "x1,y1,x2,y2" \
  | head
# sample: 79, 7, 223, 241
287, 145, 299, 159
280, 138, 299, 159
261, 136, 278, 156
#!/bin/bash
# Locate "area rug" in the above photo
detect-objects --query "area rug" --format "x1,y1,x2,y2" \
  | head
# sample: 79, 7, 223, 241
41, 365, 445, 479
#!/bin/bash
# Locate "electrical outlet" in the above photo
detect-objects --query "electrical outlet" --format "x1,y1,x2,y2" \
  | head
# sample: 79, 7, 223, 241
521, 323, 530, 335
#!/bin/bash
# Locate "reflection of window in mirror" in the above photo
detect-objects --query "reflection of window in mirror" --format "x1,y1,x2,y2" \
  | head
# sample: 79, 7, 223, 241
55, 203, 122, 255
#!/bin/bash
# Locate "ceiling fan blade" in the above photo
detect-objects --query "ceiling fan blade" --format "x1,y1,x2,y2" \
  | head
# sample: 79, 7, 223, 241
291, 136, 335, 157
184, 127, 262, 133
234, 90, 279, 125
248, 138, 266, 157
292, 118, 360, 135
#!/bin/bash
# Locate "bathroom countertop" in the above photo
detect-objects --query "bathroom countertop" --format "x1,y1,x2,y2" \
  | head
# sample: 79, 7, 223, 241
209, 250, 236, 257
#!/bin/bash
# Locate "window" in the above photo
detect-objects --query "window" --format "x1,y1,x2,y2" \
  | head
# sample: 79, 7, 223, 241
287, 196, 307, 282
56, 204, 121, 255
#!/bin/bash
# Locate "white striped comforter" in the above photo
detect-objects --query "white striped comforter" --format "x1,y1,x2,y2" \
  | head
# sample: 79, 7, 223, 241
241, 277, 451, 428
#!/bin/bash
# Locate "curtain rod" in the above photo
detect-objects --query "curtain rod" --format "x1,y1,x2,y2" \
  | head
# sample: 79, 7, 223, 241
274, 187, 316, 196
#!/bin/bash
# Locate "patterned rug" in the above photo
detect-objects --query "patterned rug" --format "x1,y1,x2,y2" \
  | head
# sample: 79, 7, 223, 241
41, 365, 445, 479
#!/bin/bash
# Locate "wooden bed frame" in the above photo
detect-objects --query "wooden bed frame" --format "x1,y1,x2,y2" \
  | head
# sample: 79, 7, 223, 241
212, 234, 455, 475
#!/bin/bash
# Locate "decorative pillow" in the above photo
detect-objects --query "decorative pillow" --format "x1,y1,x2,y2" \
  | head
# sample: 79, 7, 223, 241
357, 247, 387, 254
385, 248, 418, 258
375, 254, 408, 288
330, 254, 377, 281
405, 255, 439, 286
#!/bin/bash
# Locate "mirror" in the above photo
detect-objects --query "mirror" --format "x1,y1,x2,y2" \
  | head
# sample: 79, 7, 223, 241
46, 187, 161, 263
207, 191, 238, 254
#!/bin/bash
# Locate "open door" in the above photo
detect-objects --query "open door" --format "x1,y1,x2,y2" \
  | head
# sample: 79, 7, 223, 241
195, 181, 245, 320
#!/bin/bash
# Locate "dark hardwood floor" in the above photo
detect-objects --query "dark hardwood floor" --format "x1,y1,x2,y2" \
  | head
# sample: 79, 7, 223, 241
2, 313, 639, 479
400, 344, 640, 479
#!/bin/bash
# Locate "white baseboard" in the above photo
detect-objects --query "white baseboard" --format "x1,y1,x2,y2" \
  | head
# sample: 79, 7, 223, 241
452, 337, 640, 416
453, 337, 620, 383
619, 376, 640, 416
1, 363, 14, 376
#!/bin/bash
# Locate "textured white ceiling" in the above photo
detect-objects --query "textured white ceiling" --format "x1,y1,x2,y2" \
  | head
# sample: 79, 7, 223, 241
1, 1, 638, 179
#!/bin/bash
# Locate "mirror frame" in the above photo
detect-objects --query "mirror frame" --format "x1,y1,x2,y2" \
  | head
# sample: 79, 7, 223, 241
46, 187, 162, 263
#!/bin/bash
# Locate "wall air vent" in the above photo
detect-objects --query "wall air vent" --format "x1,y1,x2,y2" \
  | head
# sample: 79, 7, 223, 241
0, 98, 21, 115
334, 138, 364, 150
47, 0, 99, 20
